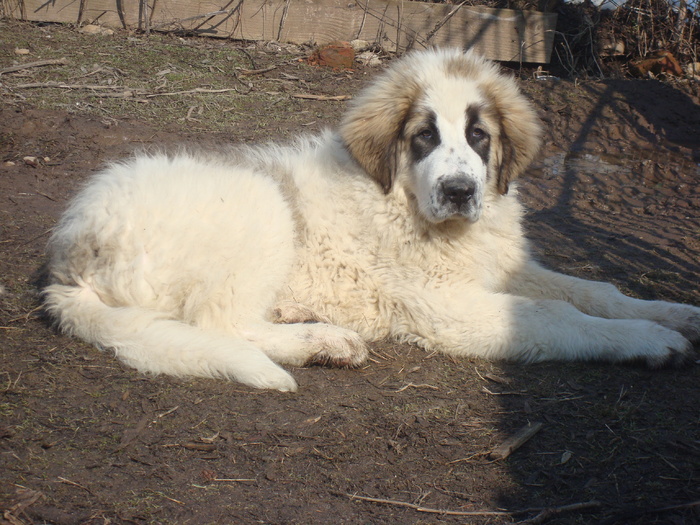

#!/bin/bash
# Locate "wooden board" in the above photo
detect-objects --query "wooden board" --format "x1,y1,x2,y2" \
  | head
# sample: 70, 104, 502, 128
3, 0, 557, 63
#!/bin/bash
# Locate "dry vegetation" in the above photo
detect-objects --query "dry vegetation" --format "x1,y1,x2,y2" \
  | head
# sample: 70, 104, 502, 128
428, 0, 700, 77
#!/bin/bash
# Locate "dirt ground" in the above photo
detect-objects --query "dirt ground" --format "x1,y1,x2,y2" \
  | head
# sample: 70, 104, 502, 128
1, 21, 699, 525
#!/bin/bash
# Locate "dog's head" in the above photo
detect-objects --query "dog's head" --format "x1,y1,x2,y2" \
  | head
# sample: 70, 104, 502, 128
340, 48, 541, 224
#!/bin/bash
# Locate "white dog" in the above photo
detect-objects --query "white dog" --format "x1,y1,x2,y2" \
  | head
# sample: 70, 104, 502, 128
44, 49, 699, 391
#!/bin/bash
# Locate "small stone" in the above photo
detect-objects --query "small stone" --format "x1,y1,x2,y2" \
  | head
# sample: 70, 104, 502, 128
80, 24, 114, 36
350, 39, 372, 52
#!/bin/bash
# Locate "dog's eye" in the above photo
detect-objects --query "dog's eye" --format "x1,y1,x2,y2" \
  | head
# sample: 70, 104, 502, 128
417, 129, 434, 140
470, 127, 487, 140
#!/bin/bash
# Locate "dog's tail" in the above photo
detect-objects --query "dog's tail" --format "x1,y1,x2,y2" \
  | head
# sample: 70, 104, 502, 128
43, 282, 298, 392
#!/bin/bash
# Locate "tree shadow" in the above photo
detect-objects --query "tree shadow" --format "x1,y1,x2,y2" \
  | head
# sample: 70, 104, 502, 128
522, 78, 700, 301
493, 78, 700, 523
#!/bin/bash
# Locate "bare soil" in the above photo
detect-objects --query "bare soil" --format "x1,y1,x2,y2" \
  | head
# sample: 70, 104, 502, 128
1, 21, 699, 525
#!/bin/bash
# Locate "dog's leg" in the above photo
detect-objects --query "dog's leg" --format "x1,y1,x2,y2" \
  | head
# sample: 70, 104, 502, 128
240, 322, 369, 368
271, 300, 332, 324
505, 261, 700, 344
394, 285, 692, 367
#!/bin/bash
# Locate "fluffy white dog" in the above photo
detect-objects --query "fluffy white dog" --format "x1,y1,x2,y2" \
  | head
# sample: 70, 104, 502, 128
44, 49, 700, 391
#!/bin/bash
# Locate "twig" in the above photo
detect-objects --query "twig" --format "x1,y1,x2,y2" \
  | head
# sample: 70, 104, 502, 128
0, 58, 68, 75
7, 305, 43, 324
488, 422, 543, 461
474, 367, 511, 384
482, 386, 526, 396
4, 488, 44, 524
12, 82, 124, 90
346, 493, 600, 519
157, 406, 179, 418
181, 442, 217, 451
146, 87, 240, 97
347, 493, 511, 516
292, 93, 351, 101
152, 9, 233, 30
91, 91, 149, 102
277, 0, 291, 41
212, 478, 257, 482
425, 0, 468, 42
237, 65, 277, 76
355, 0, 369, 40
185, 105, 201, 122
58, 477, 94, 495
10, 83, 246, 98
395, 382, 439, 392
447, 451, 486, 464
153, 491, 184, 505
518, 501, 602, 524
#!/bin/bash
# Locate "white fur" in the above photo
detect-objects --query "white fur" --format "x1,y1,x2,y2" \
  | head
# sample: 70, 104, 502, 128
44, 49, 700, 391
412, 80, 488, 223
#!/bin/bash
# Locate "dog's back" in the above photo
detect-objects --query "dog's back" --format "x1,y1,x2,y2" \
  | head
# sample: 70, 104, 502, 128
44, 154, 300, 391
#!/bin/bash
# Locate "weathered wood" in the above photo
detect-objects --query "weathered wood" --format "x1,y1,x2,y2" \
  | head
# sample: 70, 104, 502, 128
3, 0, 557, 63
488, 421, 543, 460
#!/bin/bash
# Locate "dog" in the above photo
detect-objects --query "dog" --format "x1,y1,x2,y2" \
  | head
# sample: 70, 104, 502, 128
43, 48, 700, 391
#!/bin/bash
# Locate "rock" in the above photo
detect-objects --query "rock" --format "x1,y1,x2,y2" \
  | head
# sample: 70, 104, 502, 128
308, 42, 354, 69
23, 156, 39, 167
350, 39, 372, 52
80, 24, 115, 36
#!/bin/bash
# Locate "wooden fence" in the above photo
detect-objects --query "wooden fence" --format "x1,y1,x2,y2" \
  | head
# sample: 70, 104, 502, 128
2, 0, 557, 63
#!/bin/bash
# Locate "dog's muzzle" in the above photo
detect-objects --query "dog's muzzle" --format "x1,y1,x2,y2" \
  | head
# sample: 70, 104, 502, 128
440, 178, 475, 209
433, 175, 482, 222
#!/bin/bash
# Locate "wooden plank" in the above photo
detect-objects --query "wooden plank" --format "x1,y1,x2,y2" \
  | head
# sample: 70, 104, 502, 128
2, 0, 137, 27
3, 0, 557, 63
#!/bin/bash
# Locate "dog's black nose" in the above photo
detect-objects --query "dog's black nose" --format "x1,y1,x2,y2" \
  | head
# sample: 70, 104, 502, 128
440, 179, 475, 208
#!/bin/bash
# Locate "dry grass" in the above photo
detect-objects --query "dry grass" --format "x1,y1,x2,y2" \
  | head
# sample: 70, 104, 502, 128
0, 20, 346, 135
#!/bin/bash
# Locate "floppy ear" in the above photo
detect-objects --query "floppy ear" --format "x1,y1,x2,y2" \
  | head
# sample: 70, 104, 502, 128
475, 62, 542, 195
340, 73, 420, 193
496, 105, 542, 195
491, 87, 542, 195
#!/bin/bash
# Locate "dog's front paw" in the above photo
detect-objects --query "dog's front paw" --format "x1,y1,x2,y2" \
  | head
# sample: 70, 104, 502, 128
305, 328, 369, 369
651, 303, 700, 345
639, 324, 693, 369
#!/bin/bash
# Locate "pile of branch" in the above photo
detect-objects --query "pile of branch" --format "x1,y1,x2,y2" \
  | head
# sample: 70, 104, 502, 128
552, 0, 700, 76
608, 0, 700, 61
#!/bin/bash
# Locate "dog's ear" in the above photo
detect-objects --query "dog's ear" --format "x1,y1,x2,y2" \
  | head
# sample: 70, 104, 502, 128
489, 85, 542, 195
340, 75, 419, 193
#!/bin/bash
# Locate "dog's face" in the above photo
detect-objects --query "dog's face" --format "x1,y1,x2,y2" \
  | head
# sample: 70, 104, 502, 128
403, 81, 496, 223
340, 49, 542, 225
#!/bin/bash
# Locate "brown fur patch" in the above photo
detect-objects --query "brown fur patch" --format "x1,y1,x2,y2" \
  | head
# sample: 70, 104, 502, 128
478, 75, 542, 194
402, 105, 434, 139
340, 72, 422, 192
